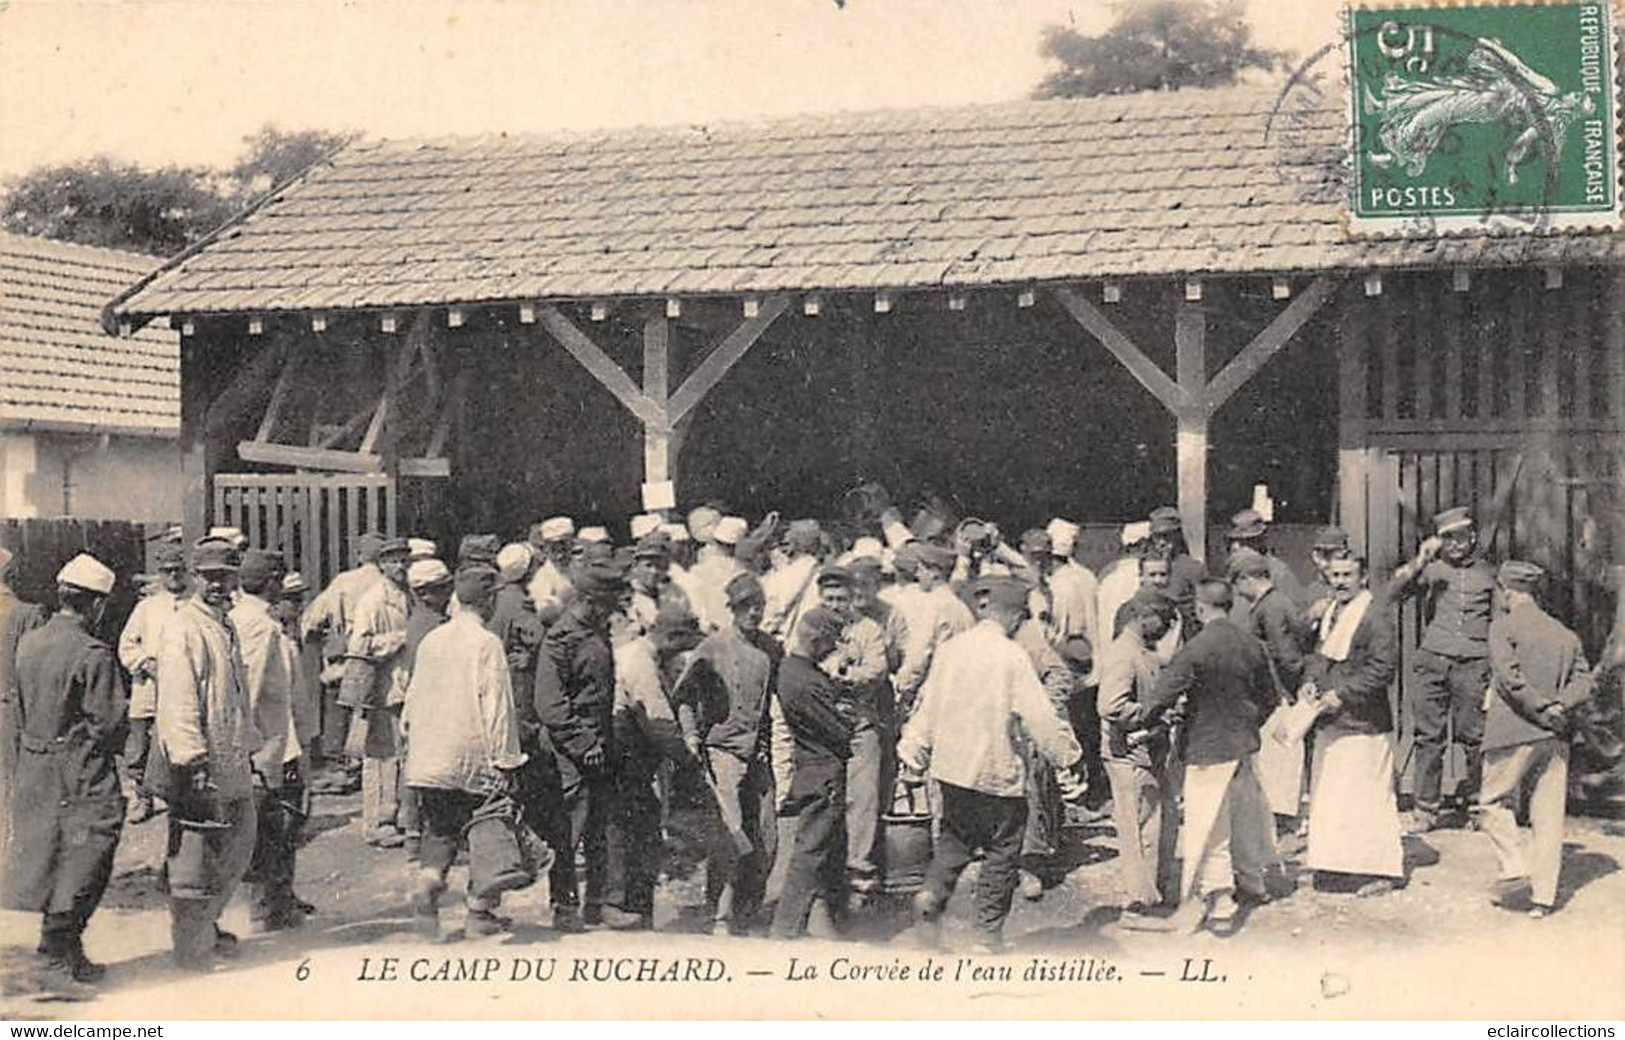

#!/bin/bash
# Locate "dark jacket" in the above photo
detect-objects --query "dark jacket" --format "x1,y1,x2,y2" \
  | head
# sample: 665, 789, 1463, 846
488, 581, 544, 739
1304, 597, 1399, 735
1243, 587, 1310, 698
1145, 617, 1276, 765
3, 613, 128, 912
777, 654, 852, 769
533, 600, 614, 784
1486, 601, 1594, 751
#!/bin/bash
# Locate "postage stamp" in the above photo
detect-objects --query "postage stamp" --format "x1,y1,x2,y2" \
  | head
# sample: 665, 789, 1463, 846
1344, 1, 1621, 235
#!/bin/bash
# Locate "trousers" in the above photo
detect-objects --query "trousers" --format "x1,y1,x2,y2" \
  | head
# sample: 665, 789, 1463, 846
1180, 758, 1275, 902
245, 776, 304, 923
548, 764, 610, 910
845, 720, 886, 881
772, 762, 848, 938
1103, 758, 1179, 906
362, 755, 400, 834
605, 758, 663, 916
923, 783, 1028, 935
1478, 738, 1568, 908
168, 795, 256, 969
1411, 648, 1488, 810
705, 748, 777, 925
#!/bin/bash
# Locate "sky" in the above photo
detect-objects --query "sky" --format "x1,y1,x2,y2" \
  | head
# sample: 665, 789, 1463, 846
0, 0, 1349, 180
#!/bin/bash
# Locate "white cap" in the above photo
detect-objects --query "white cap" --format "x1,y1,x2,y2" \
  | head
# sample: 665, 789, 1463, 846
496, 543, 535, 582
282, 571, 310, 595
713, 516, 749, 546
661, 522, 690, 543
57, 553, 115, 595
578, 526, 610, 544
540, 516, 575, 542
629, 514, 662, 540
1120, 520, 1152, 547
882, 520, 914, 551
407, 558, 451, 589
408, 538, 437, 560
208, 526, 248, 550
1046, 518, 1080, 557
687, 506, 721, 543
840, 536, 884, 566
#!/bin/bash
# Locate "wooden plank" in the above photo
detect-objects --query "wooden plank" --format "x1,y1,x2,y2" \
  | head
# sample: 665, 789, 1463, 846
1442, 278, 1463, 421
398, 457, 450, 478
213, 481, 227, 533
1611, 271, 1625, 422
281, 484, 297, 559
666, 294, 791, 425
346, 482, 362, 559
245, 485, 263, 550
314, 397, 378, 451
1506, 280, 1527, 420
1204, 275, 1335, 410
385, 478, 398, 538
302, 482, 319, 588
643, 313, 674, 485
1437, 449, 1457, 515
1338, 448, 1370, 557
1476, 275, 1496, 420
536, 304, 664, 428
1379, 288, 1399, 421
237, 441, 385, 473
253, 337, 299, 443
1413, 277, 1433, 422
1540, 283, 1562, 418
1175, 302, 1207, 562
1053, 285, 1183, 414
424, 372, 466, 458
325, 483, 341, 583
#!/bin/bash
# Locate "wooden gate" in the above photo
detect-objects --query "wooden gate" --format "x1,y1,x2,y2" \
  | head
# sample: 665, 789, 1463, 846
213, 473, 396, 587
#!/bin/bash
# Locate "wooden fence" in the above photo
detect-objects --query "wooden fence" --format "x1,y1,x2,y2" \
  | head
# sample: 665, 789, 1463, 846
214, 472, 396, 587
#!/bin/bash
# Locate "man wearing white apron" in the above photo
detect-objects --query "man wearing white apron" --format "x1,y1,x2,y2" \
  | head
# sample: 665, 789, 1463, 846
1301, 556, 1405, 896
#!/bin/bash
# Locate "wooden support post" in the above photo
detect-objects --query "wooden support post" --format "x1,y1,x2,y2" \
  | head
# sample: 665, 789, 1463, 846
643, 313, 674, 487
1338, 287, 1371, 556
253, 335, 299, 443
1204, 276, 1334, 409
1175, 302, 1208, 562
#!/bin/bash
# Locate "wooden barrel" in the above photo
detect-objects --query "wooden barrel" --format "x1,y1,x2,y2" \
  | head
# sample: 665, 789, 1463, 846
879, 782, 933, 894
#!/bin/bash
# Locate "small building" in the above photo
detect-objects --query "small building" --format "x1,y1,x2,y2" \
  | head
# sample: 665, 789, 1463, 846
2, 232, 183, 523
105, 85, 1620, 674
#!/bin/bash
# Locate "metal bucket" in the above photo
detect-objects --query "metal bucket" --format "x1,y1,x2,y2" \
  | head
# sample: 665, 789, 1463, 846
879, 782, 933, 894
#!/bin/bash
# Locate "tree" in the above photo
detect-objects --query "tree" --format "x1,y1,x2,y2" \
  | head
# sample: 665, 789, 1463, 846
1033, 0, 1287, 99
1, 125, 352, 257
228, 125, 353, 200
0, 158, 235, 257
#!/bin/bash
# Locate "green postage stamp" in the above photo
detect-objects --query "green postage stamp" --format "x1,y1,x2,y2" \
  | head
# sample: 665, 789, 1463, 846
1345, 1, 1621, 234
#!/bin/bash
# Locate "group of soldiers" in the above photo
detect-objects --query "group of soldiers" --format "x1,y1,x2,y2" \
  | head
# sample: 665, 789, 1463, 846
0, 492, 1602, 988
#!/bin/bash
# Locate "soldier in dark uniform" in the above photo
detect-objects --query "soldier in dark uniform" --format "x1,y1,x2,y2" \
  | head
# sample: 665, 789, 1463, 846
1482, 561, 1595, 918
770, 606, 854, 939
1390, 506, 1498, 831
2, 553, 126, 985
1148, 506, 1205, 640
0, 546, 48, 868
1226, 509, 1305, 609
533, 560, 626, 931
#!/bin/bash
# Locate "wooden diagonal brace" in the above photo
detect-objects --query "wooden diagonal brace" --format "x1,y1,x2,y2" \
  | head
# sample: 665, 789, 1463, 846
1052, 285, 1185, 414
253, 334, 299, 443
536, 304, 665, 428
666, 294, 791, 425
1202, 275, 1335, 412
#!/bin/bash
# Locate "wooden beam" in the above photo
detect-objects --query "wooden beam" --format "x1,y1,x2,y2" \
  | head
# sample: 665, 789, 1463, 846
1175, 301, 1208, 563
398, 456, 451, 478
252, 336, 300, 443
643, 313, 674, 484
237, 440, 385, 473
424, 371, 466, 458
1052, 285, 1183, 414
666, 294, 791, 425
316, 395, 382, 450
535, 304, 665, 427
1203, 275, 1335, 411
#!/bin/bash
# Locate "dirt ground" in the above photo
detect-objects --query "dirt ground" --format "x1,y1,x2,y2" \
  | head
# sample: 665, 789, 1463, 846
4, 784, 1623, 1021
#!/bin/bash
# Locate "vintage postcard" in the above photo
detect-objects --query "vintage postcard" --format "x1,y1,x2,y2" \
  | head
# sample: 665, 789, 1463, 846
1, 0, 1622, 1023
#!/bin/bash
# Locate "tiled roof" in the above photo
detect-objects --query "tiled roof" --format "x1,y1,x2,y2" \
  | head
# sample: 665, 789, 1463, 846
111, 85, 1625, 319
2, 233, 179, 436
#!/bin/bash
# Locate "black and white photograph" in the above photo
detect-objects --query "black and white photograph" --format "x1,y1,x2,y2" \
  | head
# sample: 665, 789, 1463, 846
1, 0, 1622, 1023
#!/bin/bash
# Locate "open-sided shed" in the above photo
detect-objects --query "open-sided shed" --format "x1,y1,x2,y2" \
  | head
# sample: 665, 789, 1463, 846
104, 85, 1620, 661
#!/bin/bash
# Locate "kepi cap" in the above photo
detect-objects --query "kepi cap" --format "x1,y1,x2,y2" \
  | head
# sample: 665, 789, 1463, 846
408, 538, 437, 560
629, 514, 662, 540
1313, 526, 1351, 551
192, 539, 241, 572
724, 571, 764, 607
496, 543, 534, 583
796, 605, 846, 645
539, 516, 575, 542
972, 575, 1031, 613
578, 526, 610, 544
1498, 560, 1544, 592
282, 572, 310, 595
1148, 507, 1182, 536
914, 542, 956, 573
574, 561, 628, 599
1434, 506, 1475, 536
1228, 509, 1268, 540
453, 564, 498, 606
408, 559, 452, 589
378, 536, 410, 557
713, 517, 749, 546
816, 564, 853, 588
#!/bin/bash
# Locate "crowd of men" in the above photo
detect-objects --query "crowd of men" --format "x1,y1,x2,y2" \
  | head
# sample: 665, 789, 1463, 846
0, 494, 1602, 989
